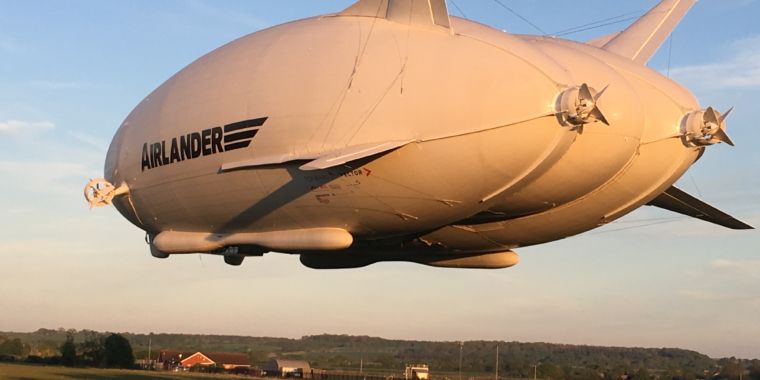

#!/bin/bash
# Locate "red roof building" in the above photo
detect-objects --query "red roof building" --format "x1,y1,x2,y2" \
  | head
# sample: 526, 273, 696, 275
157, 350, 251, 370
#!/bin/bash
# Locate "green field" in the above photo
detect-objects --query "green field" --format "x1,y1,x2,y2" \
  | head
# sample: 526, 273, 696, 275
0, 363, 249, 380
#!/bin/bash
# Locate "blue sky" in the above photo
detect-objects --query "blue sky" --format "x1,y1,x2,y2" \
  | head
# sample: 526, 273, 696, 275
1, 0, 759, 359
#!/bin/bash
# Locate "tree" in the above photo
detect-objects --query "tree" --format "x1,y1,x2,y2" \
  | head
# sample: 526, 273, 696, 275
748, 364, 760, 380
60, 334, 77, 367
538, 363, 565, 379
630, 367, 650, 380
78, 332, 105, 367
103, 333, 135, 369
720, 362, 744, 380
249, 350, 270, 366
0, 338, 25, 356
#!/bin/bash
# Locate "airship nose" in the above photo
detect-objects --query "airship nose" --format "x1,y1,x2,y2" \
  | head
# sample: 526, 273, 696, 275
104, 122, 127, 184
93, 123, 145, 229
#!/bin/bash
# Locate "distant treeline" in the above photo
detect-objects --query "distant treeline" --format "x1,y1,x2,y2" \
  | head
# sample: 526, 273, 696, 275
0, 331, 134, 369
1, 329, 759, 380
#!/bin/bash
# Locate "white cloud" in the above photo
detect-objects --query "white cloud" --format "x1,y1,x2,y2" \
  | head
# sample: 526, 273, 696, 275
0, 160, 99, 196
675, 258, 760, 304
711, 258, 760, 278
0, 120, 54, 135
669, 35, 760, 90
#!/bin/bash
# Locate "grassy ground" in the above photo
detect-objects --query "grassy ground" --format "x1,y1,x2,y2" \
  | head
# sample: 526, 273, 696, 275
0, 363, 250, 380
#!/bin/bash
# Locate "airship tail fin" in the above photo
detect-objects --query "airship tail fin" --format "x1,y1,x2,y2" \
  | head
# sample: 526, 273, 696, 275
340, 0, 389, 18
647, 186, 754, 230
339, 0, 451, 30
602, 0, 696, 64
586, 32, 620, 48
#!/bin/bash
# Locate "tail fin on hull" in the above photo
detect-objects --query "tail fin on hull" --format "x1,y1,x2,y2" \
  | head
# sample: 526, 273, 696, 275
647, 186, 754, 230
339, 0, 451, 30
602, 0, 696, 64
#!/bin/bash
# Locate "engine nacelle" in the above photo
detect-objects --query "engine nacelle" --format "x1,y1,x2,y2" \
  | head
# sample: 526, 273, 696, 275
300, 251, 519, 270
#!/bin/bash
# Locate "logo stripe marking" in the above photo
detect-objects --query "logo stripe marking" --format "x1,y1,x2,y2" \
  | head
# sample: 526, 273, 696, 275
224, 117, 268, 133
224, 129, 258, 144
224, 141, 252, 151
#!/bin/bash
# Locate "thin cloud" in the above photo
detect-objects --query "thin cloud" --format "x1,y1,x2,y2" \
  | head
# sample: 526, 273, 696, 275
677, 259, 760, 305
30, 80, 90, 90
68, 131, 109, 151
0, 120, 55, 135
669, 35, 760, 90
677, 289, 760, 306
186, 0, 271, 30
711, 258, 760, 278
678, 290, 730, 301
725, 0, 758, 8
0, 160, 98, 196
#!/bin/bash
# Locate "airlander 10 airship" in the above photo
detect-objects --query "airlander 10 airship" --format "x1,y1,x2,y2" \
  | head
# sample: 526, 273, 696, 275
85, 0, 753, 269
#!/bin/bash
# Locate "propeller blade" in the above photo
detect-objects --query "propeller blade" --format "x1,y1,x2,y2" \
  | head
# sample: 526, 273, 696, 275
714, 126, 735, 146
579, 83, 594, 102
593, 84, 610, 102
719, 106, 734, 124
589, 107, 610, 126
704, 107, 720, 125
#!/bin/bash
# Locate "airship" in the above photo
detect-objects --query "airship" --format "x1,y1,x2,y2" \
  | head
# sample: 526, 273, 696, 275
85, 0, 753, 269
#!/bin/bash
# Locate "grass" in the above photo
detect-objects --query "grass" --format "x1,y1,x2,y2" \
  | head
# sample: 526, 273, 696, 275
0, 363, 251, 380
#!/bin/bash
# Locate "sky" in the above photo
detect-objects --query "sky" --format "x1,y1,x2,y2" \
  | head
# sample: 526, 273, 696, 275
1, 0, 759, 360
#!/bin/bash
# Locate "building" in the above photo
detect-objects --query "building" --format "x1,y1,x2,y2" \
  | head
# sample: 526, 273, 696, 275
157, 350, 191, 370
266, 358, 311, 377
404, 364, 429, 380
157, 350, 251, 371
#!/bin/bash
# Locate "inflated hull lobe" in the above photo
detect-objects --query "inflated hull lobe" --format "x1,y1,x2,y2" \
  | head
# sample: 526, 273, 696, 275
109, 16, 578, 237
94, 0, 750, 268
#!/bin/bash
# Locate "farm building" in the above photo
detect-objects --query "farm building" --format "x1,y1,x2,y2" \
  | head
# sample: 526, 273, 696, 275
266, 358, 311, 377
157, 350, 250, 370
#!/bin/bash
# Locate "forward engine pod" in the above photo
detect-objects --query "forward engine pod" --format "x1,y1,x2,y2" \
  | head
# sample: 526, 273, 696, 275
152, 228, 353, 254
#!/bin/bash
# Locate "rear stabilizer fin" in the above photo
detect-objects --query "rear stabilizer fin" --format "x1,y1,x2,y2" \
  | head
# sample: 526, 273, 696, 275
602, 0, 696, 64
647, 186, 754, 230
339, 0, 451, 30
339, 0, 389, 18
586, 32, 621, 48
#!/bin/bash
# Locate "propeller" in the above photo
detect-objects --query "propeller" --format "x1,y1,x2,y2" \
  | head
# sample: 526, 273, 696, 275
83, 178, 129, 208
558, 83, 610, 127
683, 106, 735, 147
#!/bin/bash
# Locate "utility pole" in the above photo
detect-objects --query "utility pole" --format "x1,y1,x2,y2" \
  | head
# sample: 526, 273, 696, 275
360, 357, 363, 374
147, 335, 152, 370
458, 341, 463, 380
495, 345, 499, 380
